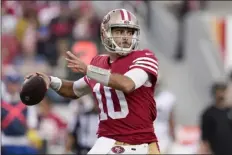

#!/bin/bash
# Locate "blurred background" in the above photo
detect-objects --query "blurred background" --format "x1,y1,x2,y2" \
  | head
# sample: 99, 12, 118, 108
1, 0, 232, 154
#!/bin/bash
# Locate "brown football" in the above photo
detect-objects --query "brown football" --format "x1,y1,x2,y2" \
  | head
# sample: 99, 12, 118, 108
20, 75, 47, 106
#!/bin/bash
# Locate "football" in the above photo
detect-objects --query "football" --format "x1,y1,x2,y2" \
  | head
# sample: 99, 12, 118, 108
20, 75, 47, 106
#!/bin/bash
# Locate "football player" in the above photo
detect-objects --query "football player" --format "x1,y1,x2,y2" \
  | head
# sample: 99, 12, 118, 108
26, 9, 160, 154
154, 87, 176, 153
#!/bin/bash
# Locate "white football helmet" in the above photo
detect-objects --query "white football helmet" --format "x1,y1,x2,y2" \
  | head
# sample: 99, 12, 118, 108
100, 9, 140, 56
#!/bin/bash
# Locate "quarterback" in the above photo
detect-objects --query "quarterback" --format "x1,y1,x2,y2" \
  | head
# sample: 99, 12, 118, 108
26, 9, 160, 154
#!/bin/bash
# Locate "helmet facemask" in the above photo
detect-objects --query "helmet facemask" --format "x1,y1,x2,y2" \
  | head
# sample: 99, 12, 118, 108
102, 26, 140, 56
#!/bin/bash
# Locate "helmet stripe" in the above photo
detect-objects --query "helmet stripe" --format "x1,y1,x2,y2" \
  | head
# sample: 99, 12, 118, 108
120, 10, 125, 20
121, 9, 128, 21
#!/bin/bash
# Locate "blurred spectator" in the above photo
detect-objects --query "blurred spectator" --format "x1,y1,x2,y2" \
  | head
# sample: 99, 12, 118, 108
1, 71, 39, 155
2, 0, 23, 16
37, 2, 60, 26
72, 3, 101, 43
225, 71, 232, 105
13, 19, 51, 76
46, 37, 71, 103
48, 2, 74, 41
37, 96, 67, 153
2, 7, 19, 66
65, 95, 98, 154
154, 78, 176, 153
52, 38, 70, 78
2, 66, 22, 102
2, 33, 20, 65
45, 3, 74, 67
199, 81, 232, 155
15, 7, 39, 43
2, 11, 18, 34
36, 3, 60, 62
38, 96, 67, 138
1, 81, 7, 98
12, 5, 51, 77
45, 38, 71, 103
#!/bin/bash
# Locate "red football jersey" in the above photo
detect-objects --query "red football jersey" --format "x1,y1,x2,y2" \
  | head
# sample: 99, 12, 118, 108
84, 49, 158, 144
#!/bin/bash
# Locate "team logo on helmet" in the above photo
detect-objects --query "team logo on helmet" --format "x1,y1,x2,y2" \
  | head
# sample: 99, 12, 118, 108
111, 146, 125, 154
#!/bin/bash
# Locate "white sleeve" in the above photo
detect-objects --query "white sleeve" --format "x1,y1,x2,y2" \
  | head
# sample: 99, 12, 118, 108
73, 77, 91, 97
124, 68, 149, 89
27, 106, 38, 129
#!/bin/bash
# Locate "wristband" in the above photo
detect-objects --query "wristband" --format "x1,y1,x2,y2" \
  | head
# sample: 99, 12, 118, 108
86, 65, 111, 85
50, 76, 62, 91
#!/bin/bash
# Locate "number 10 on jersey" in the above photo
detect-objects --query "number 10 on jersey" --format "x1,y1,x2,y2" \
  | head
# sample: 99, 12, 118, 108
93, 83, 129, 120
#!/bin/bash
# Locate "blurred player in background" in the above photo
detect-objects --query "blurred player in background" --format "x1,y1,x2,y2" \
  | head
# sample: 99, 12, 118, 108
26, 8, 160, 154
1, 71, 40, 155
225, 71, 232, 104
199, 81, 232, 155
154, 76, 176, 153
37, 96, 67, 154
65, 95, 98, 154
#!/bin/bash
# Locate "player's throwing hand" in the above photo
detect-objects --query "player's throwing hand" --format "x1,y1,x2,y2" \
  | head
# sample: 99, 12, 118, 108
24, 72, 51, 89
66, 51, 87, 74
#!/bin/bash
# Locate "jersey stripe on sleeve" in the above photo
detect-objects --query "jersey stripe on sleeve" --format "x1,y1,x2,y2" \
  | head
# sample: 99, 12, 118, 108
129, 57, 158, 76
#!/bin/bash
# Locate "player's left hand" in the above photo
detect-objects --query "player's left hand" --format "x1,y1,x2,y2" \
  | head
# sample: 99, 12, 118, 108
66, 51, 87, 74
